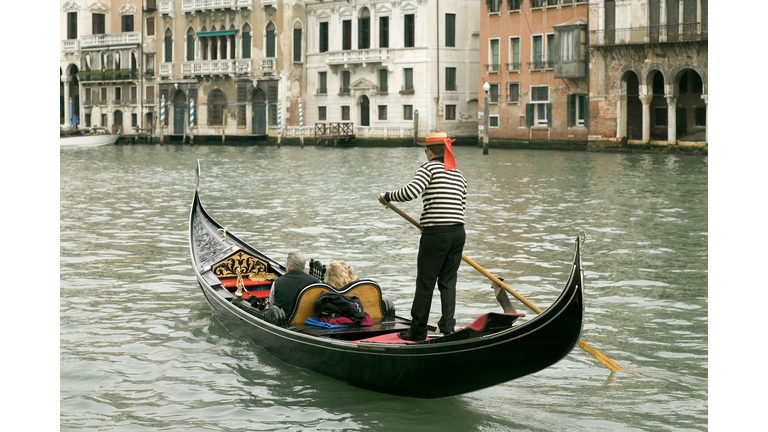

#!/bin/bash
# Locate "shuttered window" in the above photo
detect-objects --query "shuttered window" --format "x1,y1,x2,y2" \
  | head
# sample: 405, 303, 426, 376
404, 68, 413, 91
122, 15, 134, 32
445, 14, 455, 47
379, 17, 389, 48
319, 22, 329, 53
358, 16, 370, 49
293, 28, 302, 62
404, 14, 415, 47
186, 29, 195, 61
93, 13, 105, 35
379, 69, 388, 92
242, 26, 251, 59
445, 67, 456, 91
67, 12, 77, 39
266, 24, 276, 58
164, 30, 173, 62
319, 72, 327, 94
342, 20, 352, 50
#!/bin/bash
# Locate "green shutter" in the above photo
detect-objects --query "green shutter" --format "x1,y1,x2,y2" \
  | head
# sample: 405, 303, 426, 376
243, 32, 251, 59
567, 94, 574, 127
380, 69, 388, 92
546, 103, 552, 127
165, 36, 172, 62
267, 31, 275, 57
526, 104, 534, 127
513, 39, 520, 69
446, 14, 455, 47
294, 29, 302, 62
187, 35, 195, 61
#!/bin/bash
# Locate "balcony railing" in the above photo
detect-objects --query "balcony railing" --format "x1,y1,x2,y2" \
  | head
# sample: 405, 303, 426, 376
260, 58, 276, 74
235, 59, 252, 74
159, 63, 172, 77
181, 0, 251, 13
62, 39, 79, 53
182, 60, 235, 76
589, 23, 707, 47
327, 49, 390, 65
506, 62, 520, 72
528, 60, 555, 71
81, 31, 141, 48
76, 69, 139, 82
261, 0, 278, 7
486, 63, 500, 73
159, 0, 173, 14
144, 69, 155, 77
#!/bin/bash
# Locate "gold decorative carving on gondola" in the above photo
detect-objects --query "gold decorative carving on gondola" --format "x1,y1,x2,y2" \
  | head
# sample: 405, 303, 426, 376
212, 252, 278, 282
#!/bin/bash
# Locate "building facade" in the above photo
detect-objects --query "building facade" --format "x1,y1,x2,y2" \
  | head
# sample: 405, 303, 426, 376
587, 0, 708, 144
478, 0, 589, 143
61, 0, 146, 133
304, 0, 480, 140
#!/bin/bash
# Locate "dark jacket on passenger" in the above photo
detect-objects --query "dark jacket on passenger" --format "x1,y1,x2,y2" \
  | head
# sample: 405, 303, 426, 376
270, 270, 320, 312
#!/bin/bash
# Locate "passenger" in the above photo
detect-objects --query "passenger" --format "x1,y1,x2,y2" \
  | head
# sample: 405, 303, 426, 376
324, 261, 358, 289
268, 251, 320, 312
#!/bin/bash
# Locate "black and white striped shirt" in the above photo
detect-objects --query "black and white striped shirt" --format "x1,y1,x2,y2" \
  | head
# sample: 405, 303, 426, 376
385, 156, 467, 227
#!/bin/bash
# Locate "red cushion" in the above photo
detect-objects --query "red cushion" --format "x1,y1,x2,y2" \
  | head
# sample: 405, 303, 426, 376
351, 332, 433, 344
220, 279, 272, 288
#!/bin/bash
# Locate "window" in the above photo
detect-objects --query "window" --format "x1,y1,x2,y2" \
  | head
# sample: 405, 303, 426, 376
85, 114, 91, 127
508, 0, 523, 11
342, 106, 350, 120
487, 0, 502, 13
531, 0, 546, 7
146, 17, 155, 36
376, 105, 386, 120
132, 113, 137, 126
319, 106, 327, 121
358, 9, 370, 49
67, 12, 77, 39
489, 83, 499, 103
114, 110, 123, 126
101, 113, 107, 127
208, 88, 226, 126
294, 28, 302, 62
122, 15, 134, 32
507, 83, 520, 103
164, 29, 173, 62
547, 34, 555, 68
695, 107, 706, 126
441, 67, 455, 91
379, 17, 389, 48
93, 13, 105, 35
146, 85, 155, 101
547, 0, 559, 6
145, 53, 155, 75
319, 22, 329, 53
559, 29, 574, 61
379, 69, 388, 93
490, 115, 499, 127
341, 71, 350, 94
445, 104, 456, 120
100, 87, 107, 102
403, 68, 413, 91
242, 24, 251, 59
489, 39, 500, 73
445, 14, 455, 47
567, 94, 587, 127
509, 37, 520, 71
342, 20, 352, 50
404, 105, 413, 120
85, 88, 91, 103
186, 28, 195, 61
318, 72, 327, 94
114, 87, 122, 102
404, 14, 415, 47
532, 35, 543, 69
130, 86, 137, 102
528, 86, 550, 126
654, 107, 668, 126
266, 22, 276, 58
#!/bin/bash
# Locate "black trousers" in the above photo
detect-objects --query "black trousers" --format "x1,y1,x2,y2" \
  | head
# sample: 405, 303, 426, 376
410, 224, 465, 336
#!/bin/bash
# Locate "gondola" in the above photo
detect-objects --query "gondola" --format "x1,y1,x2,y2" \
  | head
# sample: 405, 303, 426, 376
189, 162, 585, 398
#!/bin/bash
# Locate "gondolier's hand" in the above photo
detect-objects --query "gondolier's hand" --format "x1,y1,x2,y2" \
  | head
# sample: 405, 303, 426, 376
378, 193, 390, 208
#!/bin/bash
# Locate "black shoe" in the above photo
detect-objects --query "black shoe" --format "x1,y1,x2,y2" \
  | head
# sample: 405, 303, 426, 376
398, 329, 426, 341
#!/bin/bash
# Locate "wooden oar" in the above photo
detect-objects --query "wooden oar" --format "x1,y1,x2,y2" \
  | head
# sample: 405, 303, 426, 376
380, 199, 623, 372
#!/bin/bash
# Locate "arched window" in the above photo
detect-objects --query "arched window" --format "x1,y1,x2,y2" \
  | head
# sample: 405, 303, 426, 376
114, 110, 123, 126
186, 27, 195, 61
293, 20, 303, 62
358, 8, 370, 49
266, 22, 276, 58
164, 28, 173, 62
208, 88, 226, 126
242, 23, 252, 59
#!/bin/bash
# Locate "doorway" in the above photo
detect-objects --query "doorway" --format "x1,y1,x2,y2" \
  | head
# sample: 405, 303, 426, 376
360, 95, 370, 126
174, 90, 186, 135
252, 88, 266, 135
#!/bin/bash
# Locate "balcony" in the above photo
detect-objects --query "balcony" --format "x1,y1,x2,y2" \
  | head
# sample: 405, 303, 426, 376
235, 59, 252, 74
62, 39, 79, 54
326, 49, 390, 66
261, 0, 277, 8
589, 23, 707, 47
76, 69, 139, 82
181, 0, 252, 13
528, 60, 555, 71
159, 0, 173, 14
81, 32, 141, 48
182, 60, 235, 76
554, 59, 587, 79
260, 58, 276, 75
506, 62, 520, 72
159, 63, 172, 77
485, 63, 500, 74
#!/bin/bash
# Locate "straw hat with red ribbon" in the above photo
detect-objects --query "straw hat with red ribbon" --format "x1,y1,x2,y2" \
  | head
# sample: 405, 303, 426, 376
417, 132, 457, 171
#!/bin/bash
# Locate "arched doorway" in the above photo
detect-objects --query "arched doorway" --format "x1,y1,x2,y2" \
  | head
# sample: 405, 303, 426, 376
649, 71, 667, 140
360, 95, 370, 126
174, 90, 187, 134
621, 71, 641, 140
114, 110, 123, 133
208, 88, 227, 127
676, 68, 705, 141
252, 88, 266, 135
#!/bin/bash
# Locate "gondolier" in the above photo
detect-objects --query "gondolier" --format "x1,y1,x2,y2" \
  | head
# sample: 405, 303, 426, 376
378, 132, 468, 341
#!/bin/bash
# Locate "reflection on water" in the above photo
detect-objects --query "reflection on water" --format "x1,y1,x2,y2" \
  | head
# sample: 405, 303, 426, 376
61, 146, 707, 431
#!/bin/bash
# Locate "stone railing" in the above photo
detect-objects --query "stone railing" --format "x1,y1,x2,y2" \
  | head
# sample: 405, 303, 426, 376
62, 39, 79, 53
355, 127, 413, 139
81, 32, 141, 48
281, 126, 307, 138
235, 59, 252, 75
181, 0, 251, 12
159, 0, 173, 14
326, 49, 390, 65
589, 23, 707, 47
261, 0, 278, 8
182, 60, 235, 76
260, 58, 276, 74
159, 63, 173, 77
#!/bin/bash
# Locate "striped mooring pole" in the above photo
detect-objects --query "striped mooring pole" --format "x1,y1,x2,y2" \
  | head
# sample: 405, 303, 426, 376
160, 96, 165, 143
277, 99, 282, 146
298, 98, 304, 148
189, 98, 195, 144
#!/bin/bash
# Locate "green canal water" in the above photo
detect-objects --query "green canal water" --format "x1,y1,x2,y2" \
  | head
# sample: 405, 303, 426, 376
57, 145, 708, 431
